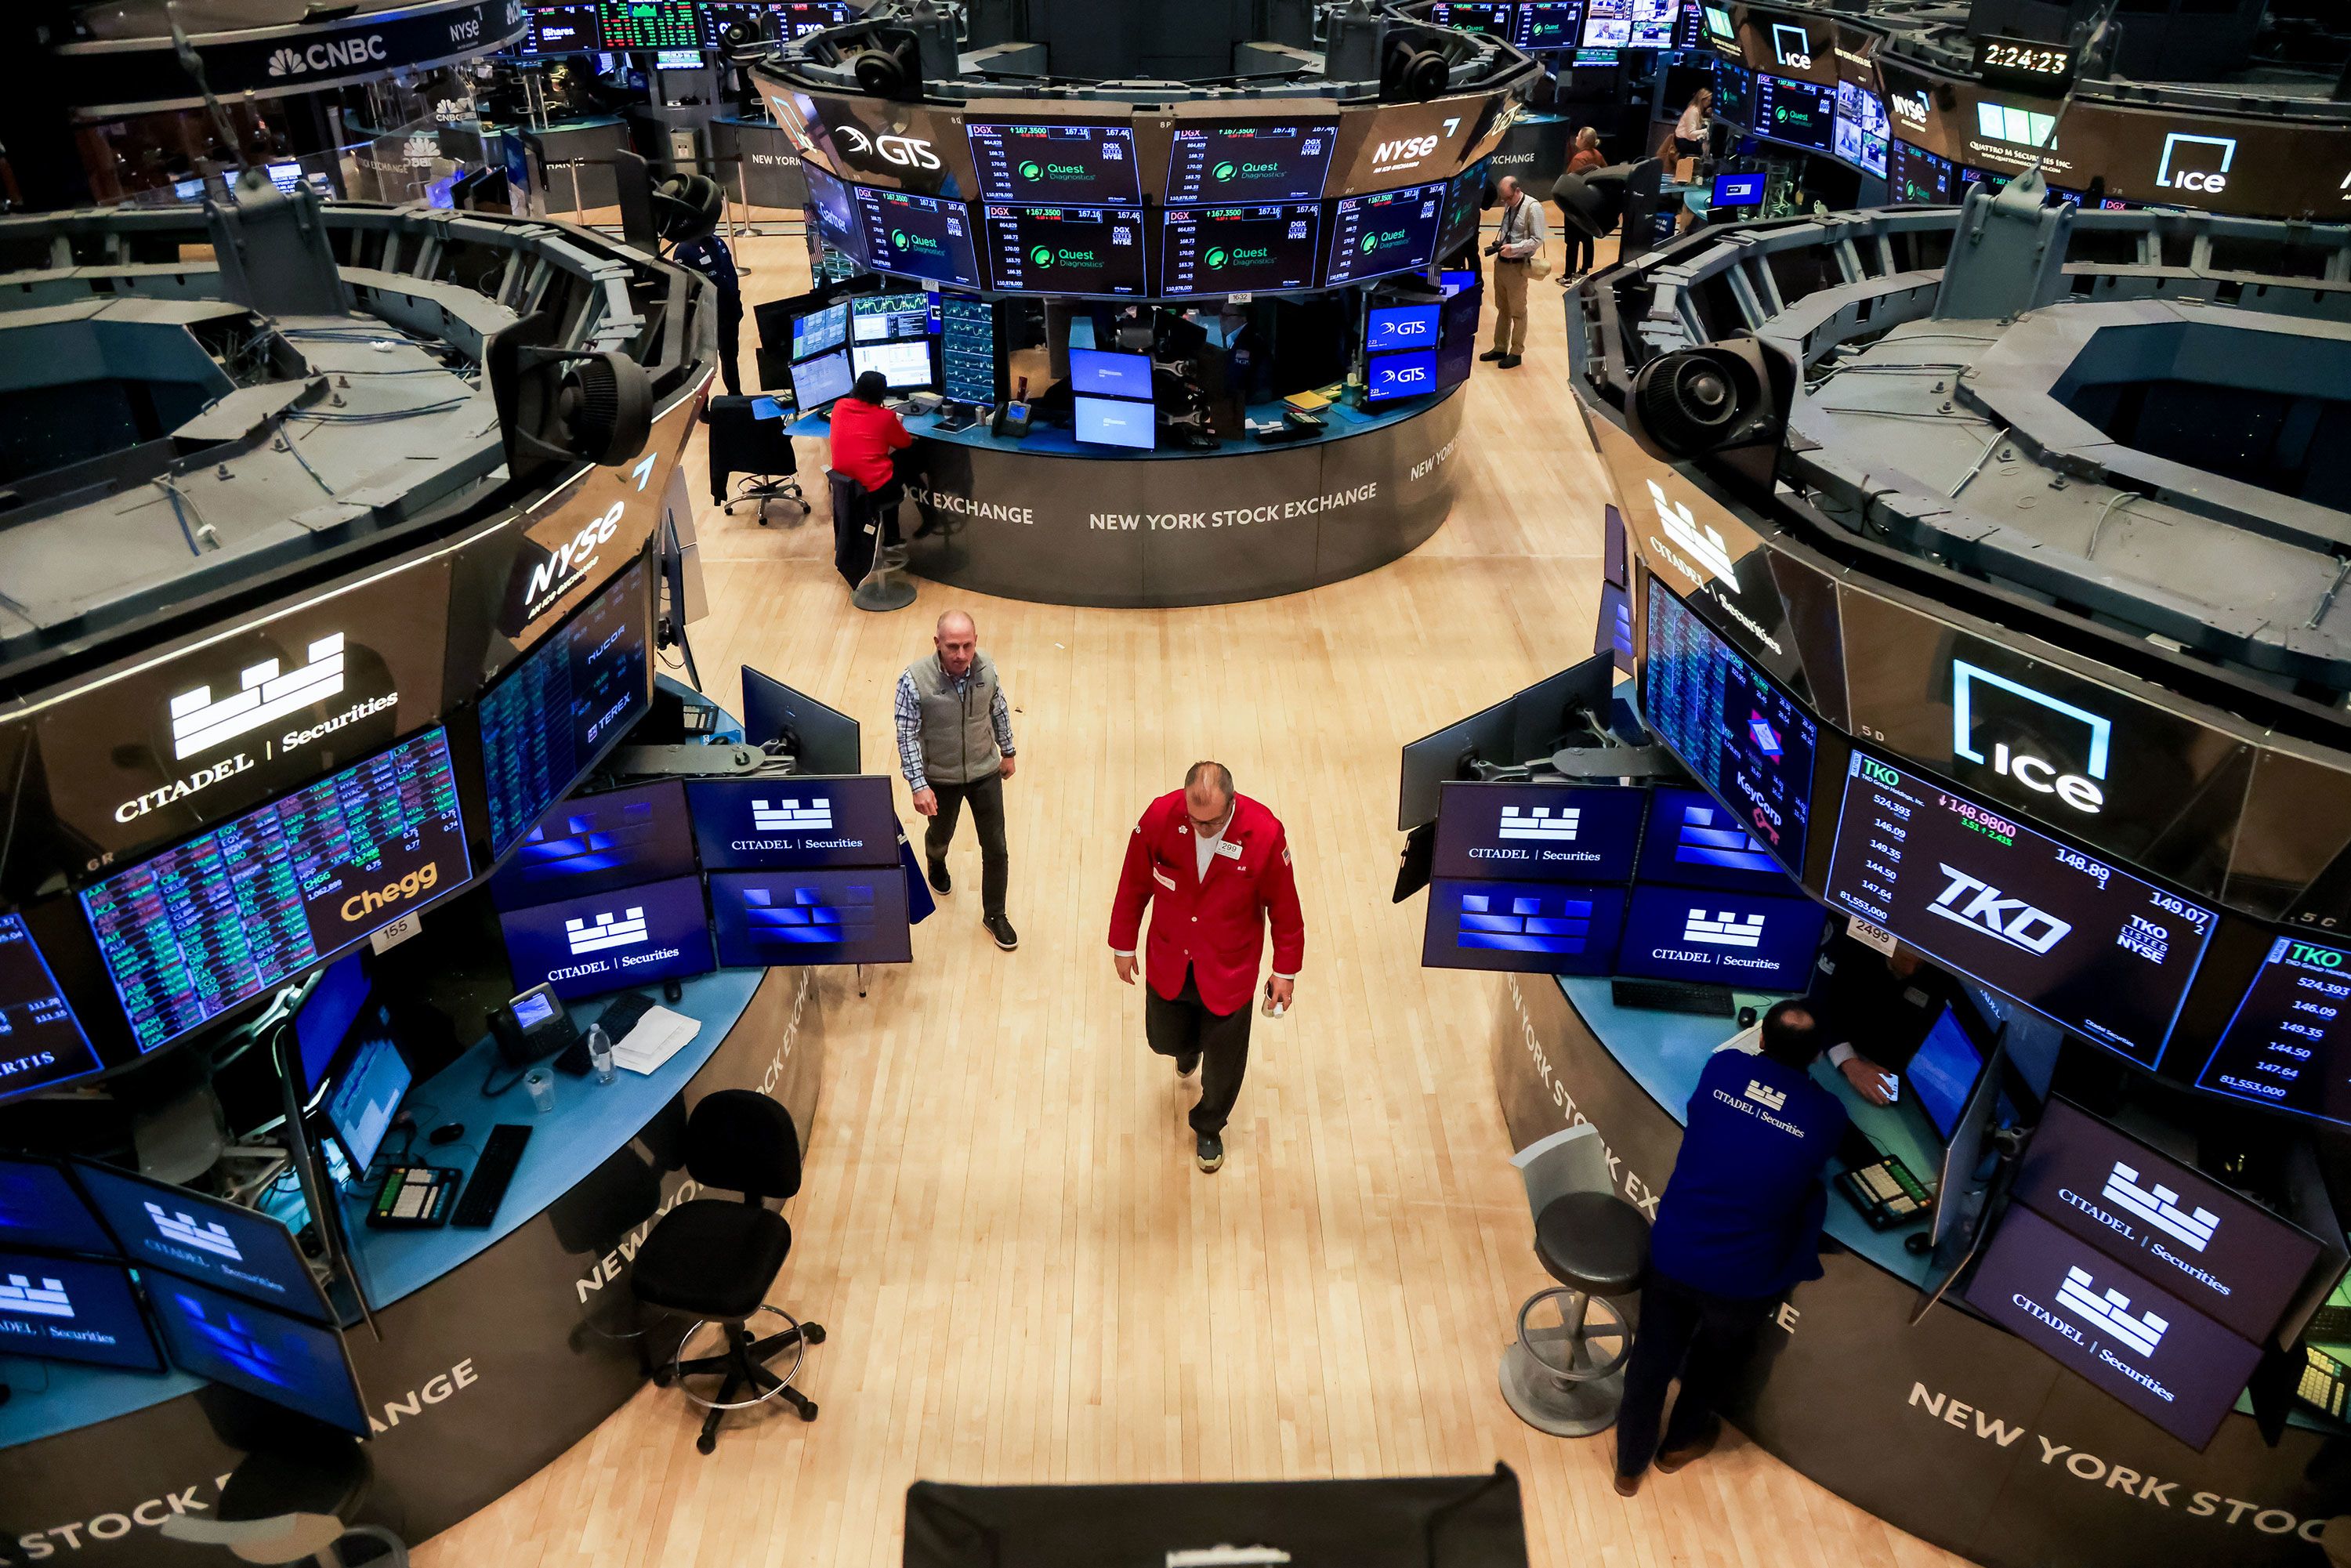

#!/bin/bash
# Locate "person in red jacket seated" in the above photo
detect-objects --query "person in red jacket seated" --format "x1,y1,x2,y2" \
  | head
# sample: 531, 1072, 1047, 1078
1109, 761, 1305, 1174
828, 369, 913, 514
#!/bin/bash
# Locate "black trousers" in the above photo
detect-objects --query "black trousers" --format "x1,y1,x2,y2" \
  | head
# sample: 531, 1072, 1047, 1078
718, 306, 743, 397
924, 771, 1007, 919
1562, 224, 1594, 276
1614, 1273, 1771, 1479
1145, 967, 1254, 1136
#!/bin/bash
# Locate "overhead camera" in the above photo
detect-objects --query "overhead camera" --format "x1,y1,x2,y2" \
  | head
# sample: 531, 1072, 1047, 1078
1624, 338, 1796, 494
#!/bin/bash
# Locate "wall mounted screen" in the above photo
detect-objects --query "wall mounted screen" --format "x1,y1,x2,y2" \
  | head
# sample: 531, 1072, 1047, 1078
980, 205, 1147, 295
850, 185, 983, 288
1614, 884, 1824, 990
1421, 880, 1628, 976
1324, 181, 1447, 286
967, 121, 1140, 206
2197, 932, 2351, 1127
1159, 205, 1323, 295
0, 913, 103, 1103
1164, 121, 1338, 205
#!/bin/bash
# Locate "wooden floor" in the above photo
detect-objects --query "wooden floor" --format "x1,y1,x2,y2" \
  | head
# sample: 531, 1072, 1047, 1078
418, 226, 1963, 1568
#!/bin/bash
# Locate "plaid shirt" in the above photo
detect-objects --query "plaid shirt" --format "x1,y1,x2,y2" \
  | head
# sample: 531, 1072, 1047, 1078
894, 665, 1016, 792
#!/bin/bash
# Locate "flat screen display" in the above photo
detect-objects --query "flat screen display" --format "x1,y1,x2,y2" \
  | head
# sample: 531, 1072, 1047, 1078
1714, 62, 1752, 128
597, 0, 698, 49
523, 4, 601, 53
1158, 205, 1323, 295
775, 2, 851, 38
1436, 326, 1476, 394
79, 728, 471, 1053
498, 873, 714, 1001
324, 1031, 409, 1175
791, 348, 855, 409
980, 205, 1147, 296
72, 1160, 332, 1322
967, 122, 1140, 206
1963, 1204, 2260, 1451
851, 339, 935, 389
0, 912, 102, 1103
2197, 933, 2351, 1127
0, 1155, 115, 1256
1632, 784, 1796, 895
488, 780, 697, 911
1433, 782, 1645, 882
148, 1274, 368, 1435
1421, 880, 1628, 976
293, 951, 370, 1102
1889, 140, 1955, 204
1366, 349, 1440, 403
1615, 885, 1824, 990
1324, 181, 1447, 287
710, 868, 913, 966
1754, 74, 1836, 154
789, 302, 848, 360
1583, 0, 1677, 49
654, 47, 704, 69
1074, 397, 1156, 450
1516, 3, 1585, 51
1368, 304, 1441, 352
686, 777, 900, 870
1711, 172, 1766, 206
851, 185, 982, 289
850, 293, 930, 341
1907, 1008, 1983, 1141
1703, 3, 1734, 40
0, 1251, 161, 1372
477, 563, 650, 858
1822, 752, 2217, 1067
1641, 578, 1819, 872
1070, 349, 1153, 400
1164, 121, 1338, 205
1427, 3, 1514, 34
801, 165, 866, 263
940, 293, 998, 406
1437, 161, 1488, 261
2013, 1098, 2324, 1344
1834, 81, 1890, 177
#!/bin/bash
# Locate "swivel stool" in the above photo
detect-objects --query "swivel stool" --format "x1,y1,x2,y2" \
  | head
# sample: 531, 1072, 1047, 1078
1500, 1124, 1651, 1437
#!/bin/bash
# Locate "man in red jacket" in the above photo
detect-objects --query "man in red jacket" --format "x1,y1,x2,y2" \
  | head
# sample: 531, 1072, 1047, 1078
1109, 761, 1305, 1173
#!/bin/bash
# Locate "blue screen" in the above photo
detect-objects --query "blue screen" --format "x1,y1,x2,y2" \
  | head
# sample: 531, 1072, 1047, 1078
0, 912, 103, 1105
687, 777, 901, 871
294, 952, 371, 1101
0, 1251, 159, 1371
791, 302, 848, 360
1433, 783, 1646, 882
1367, 304, 1440, 352
498, 874, 714, 1001
148, 1275, 367, 1434
490, 780, 696, 911
1910, 1008, 1983, 1140
1422, 881, 1628, 976
710, 869, 914, 967
1440, 269, 1479, 292
1074, 397, 1155, 449
1614, 885, 1824, 990
791, 349, 855, 410
325, 1032, 410, 1175
0, 1156, 115, 1256
71, 1160, 332, 1322
1070, 349, 1152, 399
1633, 785, 1803, 896
1712, 172, 1766, 205
1367, 350, 1440, 403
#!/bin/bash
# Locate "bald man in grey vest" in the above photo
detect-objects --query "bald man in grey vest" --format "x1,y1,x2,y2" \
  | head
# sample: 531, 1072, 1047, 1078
895, 610, 1019, 951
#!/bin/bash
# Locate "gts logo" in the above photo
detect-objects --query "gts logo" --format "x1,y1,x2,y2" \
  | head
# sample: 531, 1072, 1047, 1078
340, 862, 439, 924
839, 127, 942, 170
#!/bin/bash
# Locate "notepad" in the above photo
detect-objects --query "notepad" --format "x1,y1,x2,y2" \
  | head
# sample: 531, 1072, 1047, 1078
612, 1006, 701, 1075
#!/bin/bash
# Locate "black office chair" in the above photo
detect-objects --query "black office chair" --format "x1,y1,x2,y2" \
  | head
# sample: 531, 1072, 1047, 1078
630, 1090, 824, 1453
707, 393, 806, 522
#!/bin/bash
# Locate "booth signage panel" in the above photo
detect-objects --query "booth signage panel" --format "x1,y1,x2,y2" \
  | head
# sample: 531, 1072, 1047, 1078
765, 88, 975, 198
1326, 96, 1500, 197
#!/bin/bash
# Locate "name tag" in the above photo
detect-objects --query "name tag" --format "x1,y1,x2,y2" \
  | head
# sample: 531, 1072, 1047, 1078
1215, 839, 1243, 860
1152, 867, 1176, 891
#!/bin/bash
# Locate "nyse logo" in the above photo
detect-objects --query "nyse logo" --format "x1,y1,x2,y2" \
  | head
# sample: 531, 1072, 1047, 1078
1376, 136, 1440, 162
838, 126, 942, 170
2054, 1265, 2168, 1357
528, 500, 623, 607
2156, 132, 2235, 195
1772, 24, 1813, 70
1889, 89, 1929, 131
567, 906, 650, 956
1950, 660, 2110, 814
450, 16, 482, 42
1929, 864, 2073, 954
1645, 479, 1738, 581
1744, 1079, 1788, 1112
2101, 1162, 2219, 1253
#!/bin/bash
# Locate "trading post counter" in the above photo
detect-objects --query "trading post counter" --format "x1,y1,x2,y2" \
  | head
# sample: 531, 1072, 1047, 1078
1493, 974, 2345, 1568
802, 384, 1466, 609
0, 964, 830, 1565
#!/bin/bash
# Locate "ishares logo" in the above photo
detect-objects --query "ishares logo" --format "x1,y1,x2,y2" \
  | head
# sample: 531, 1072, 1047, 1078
1645, 479, 1737, 581
2156, 132, 2235, 195
1950, 660, 2110, 814
1928, 864, 2072, 954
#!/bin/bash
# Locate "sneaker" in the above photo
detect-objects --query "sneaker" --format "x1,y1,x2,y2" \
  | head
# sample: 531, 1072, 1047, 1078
927, 860, 951, 895
1478, 348, 1507, 362
1176, 1052, 1201, 1078
984, 914, 1019, 951
1195, 1132, 1224, 1173
1498, 354, 1523, 369
1655, 1418, 1720, 1474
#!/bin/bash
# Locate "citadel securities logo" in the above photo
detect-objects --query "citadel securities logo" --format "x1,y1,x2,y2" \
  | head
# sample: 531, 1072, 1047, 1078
1929, 864, 2073, 954
2102, 1162, 2220, 1253
1744, 1079, 1788, 1112
0, 1272, 73, 1319
1951, 659, 2111, 815
143, 1204, 239, 1262
2157, 132, 2235, 195
1685, 909, 1766, 949
2053, 1264, 2169, 1357
1644, 479, 1737, 580
266, 33, 389, 78
837, 125, 943, 170
565, 905, 650, 956
167, 636, 347, 761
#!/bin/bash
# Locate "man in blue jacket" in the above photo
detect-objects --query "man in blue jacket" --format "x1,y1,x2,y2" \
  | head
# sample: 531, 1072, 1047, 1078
1614, 1001, 1847, 1496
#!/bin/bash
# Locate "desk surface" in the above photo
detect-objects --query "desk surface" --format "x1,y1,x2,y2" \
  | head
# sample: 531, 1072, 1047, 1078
790, 390, 1445, 461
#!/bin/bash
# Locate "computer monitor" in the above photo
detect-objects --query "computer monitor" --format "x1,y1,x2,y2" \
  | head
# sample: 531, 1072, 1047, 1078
324, 1033, 411, 1177
0, 1251, 162, 1372
1396, 657, 1617, 831
1632, 785, 1799, 896
70, 1160, 333, 1323
1712, 171, 1766, 207
1069, 348, 1152, 400
1366, 349, 1438, 403
741, 667, 861, 773
147, 1274, 368, 1435
1422, 881, 1628, 976
1367, 304, 1440, 353
851, 338, 935, 389
0, 911, 104, 1106
1614, 885, 1824, 990
791, 348, 855, 410
1440, 269, 1480, 293
293, 951, 371, 1105
1908, 1006, 1984, 1142
1074, 396, 1155, 450
0, 1154, 116, 1256
498, 874, 715, 1001
487, 780, 697, 911
851, 292, 932, 342
708, 869, 914, 967
687, 777, 902, 871
1433, 782, 1646, 883
791, 301, 849, 360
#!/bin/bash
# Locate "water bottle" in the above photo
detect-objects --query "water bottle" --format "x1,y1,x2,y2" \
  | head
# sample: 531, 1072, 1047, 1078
588, 1022, 615, 1085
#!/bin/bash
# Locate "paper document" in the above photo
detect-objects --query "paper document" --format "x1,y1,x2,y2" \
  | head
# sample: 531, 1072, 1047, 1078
613, 1005, 701, 1074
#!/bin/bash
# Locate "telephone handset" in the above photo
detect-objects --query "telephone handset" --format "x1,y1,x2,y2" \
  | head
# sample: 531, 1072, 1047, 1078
488, 983, 580, 1067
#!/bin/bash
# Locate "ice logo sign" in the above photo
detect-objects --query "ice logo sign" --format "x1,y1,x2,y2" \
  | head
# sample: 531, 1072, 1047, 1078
2101, 1162, 2219, 1253
1771, 23, 1811, 68
2156, 132, 2235, 195
2054, 1265, 2168, 1357
1950, 660, 2111, 814
0, 1273, 72, 1320
566, 907, 649, 956
1928, 865, 2072, 954
1645, 480, 1737, 581
145, 1201, 241, 1262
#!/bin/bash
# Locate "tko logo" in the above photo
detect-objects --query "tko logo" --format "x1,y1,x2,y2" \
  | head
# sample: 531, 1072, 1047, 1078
339, 862, 440, 924
1928, 864, 2072, 954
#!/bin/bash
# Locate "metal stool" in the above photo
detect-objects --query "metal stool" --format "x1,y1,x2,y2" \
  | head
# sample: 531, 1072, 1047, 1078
160, 1442, 408, 1566
1500, 1125, 1650, 1437
826, 469, 918, 611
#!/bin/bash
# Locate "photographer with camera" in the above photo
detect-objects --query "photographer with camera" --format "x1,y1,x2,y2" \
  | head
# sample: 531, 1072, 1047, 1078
1480, 175, 1549, 371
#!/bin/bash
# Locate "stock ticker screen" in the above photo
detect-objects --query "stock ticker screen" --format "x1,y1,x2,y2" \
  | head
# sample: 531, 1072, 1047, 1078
968, 122, 1141, 206
1159, 205, 1322, 295
478, 559, 651, 855
0, 914, 103, 1102
79, 730, 470, 1053
980, 205, 1147, 296
2197, 934, 2351, 1127
1323, 181, 1447, 287
1640, 578, 1818, 873
1163, 121, 1337, 205
1754, 74, 1836, 154
849, 186, 983, 289
1823, 751, 2215, 1067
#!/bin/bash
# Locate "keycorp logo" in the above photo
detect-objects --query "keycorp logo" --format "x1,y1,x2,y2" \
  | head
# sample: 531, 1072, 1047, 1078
1645, 479, 1738, 581
838, 126, 942, 170
1928, 864, 2073, 954
266, 33, 389, 78
2054, 1265, 2168, 1357
1744, 1079, 1788, 1112
0, 1273, 73, 1320
1950, 660, 2110, 814
1772, 24, 1812, 69
567, 906, 650, 956
2101, 1162, 2219, 1253
2156, 132, 2235, 194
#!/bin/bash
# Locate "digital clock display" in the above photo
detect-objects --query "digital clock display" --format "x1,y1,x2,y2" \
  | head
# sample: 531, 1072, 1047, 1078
1973, 35, 2077, 92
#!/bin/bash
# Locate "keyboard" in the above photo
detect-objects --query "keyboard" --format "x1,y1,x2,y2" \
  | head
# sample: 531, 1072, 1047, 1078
2298, 1346, 2346, 1418
2304, 1302, 2351, 1345
368, 1165, 458, 1229
452, 1124, 533, 1229
1610, 976, 1735, 1016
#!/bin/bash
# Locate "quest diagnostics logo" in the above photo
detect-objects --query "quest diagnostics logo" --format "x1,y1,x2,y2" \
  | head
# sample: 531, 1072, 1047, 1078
1028, 244, 1054, 267
1213, 161, 1240, 183
2156, 132, 2235, 195
1204, 247, 1230, 269
1020, 160, 1045, 181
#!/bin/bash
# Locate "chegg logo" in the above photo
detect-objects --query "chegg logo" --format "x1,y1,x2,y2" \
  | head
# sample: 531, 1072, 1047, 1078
340, 863, 439, 923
